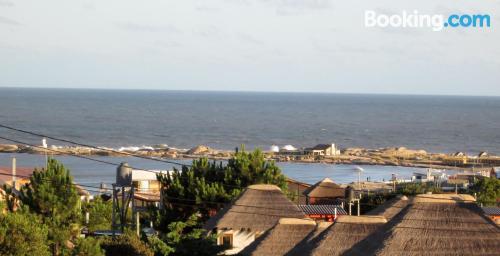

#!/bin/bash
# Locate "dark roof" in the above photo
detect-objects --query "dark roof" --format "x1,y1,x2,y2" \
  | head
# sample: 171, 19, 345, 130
483, 207, 500, 216
310, 144, 332, 150
298, 205, 347, 215
203, 184, 306, 231
304, 178, 345, 198
239, 218, 317, 256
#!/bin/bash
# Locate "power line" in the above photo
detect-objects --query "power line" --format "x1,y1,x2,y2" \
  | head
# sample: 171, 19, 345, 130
0, 123, 191, 167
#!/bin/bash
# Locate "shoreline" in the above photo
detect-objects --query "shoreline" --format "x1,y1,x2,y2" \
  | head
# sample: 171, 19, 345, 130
1, 143, 498, 170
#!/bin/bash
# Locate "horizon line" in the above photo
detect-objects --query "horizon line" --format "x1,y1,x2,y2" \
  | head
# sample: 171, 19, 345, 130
0, 86, 499, 98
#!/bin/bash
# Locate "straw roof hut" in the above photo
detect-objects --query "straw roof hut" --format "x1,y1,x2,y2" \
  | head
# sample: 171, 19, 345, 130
203, 184, 306, 254
309, 215, 387, 256
239, 218, 317, 256
204, 184, 306, 232
304, 178, 345, 204
342, 194, 500, 255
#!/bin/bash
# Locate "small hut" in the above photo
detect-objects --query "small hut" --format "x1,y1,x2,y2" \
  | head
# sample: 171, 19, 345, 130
304, 178, 345, 204
203, 184, 306, 255
239, 218, 317, 256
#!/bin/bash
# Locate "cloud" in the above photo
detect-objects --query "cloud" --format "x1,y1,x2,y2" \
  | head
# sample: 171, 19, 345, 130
265, 0, 334, 15
237, 33, 265, 45
82, 2, 96, 11
154, 40, 182, 48
0, 1, 14, 7
194, 25, 220, 38
0, 16, 20, 26
116, 22, 182, 34
195, 5, 220, 13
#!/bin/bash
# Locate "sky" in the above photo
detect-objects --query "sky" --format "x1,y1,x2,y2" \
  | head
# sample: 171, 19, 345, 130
0, 0, 499, 96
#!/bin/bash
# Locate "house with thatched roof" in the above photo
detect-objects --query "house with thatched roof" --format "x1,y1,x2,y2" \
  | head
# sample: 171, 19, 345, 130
337, 194, 500, 255
239, 218, 317, 255
203, 184, 306, 255
304, 178, 345, 204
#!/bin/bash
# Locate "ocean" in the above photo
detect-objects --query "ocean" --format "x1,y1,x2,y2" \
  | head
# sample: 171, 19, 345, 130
0, 88, 499, 154
0, 88, 498, 185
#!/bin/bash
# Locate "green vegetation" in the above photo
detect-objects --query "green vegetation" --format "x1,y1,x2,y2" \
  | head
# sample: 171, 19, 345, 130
0, 148, 287, 256
398, 182, 442, 196
0, 208, 51, 256
157, 147, 287, 222
82, 197, 113, 232
19, 158, 81, 255
472, 177, 500, 206
152, 147, 287, 255
100, 230, 154, 256
359, 193, 396, 214
72, 237, 105, 256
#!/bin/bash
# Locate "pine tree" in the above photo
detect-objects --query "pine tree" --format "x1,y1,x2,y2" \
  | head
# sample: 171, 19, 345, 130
20, 157, 81, 255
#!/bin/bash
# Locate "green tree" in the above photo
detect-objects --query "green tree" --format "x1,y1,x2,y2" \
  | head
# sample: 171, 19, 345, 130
82, 197, 113, 232
472, 177, 500, 206
157, 147, 287, 223
100, 230, 154, 256
154, 147, 287, 255
72, 237, 105, 256
0, 208, 51, 256
19, 158, 81, 255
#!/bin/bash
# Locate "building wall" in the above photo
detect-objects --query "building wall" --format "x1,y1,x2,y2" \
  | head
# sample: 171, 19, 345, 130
217, 230, 256, 255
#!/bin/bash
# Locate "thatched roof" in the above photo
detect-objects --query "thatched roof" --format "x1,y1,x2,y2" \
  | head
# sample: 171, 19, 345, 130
240, 218, 316, 256
413, 193, 475, 203
203, 184, 306, 231
305, 178, 345, 198
373, 202, 500, 255
310, 215, 386, 256
286, 221, 333, 256
367, 195, 409, 221
340, 195, 500, 255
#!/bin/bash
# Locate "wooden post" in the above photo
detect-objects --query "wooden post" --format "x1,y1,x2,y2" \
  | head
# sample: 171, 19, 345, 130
11, 157, 16, 189
357, 200, 360, 216
136, 212, 140, 236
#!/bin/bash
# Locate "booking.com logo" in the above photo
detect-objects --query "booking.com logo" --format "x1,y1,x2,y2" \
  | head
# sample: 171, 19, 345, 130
365, 10, 491, 31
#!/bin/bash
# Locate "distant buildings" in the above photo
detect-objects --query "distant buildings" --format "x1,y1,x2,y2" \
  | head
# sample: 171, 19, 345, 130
273, 142, 342, 158
304, 144, 340, 157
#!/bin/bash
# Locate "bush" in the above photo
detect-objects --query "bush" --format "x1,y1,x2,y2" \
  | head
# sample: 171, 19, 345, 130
72, 237, 105, 256
0, 210, 51, 256
100, 230, 154, 256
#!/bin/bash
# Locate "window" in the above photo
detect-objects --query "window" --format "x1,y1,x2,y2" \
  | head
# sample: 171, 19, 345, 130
220, 234, 233, 248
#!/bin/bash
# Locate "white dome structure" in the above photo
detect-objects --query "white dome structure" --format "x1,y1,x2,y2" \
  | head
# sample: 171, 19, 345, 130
269, 145, 280, 153
281, 145, 297, 151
